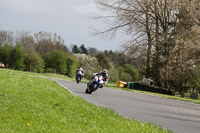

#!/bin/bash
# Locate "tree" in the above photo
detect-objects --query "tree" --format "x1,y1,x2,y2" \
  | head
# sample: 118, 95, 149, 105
124, 64, 139, 81
72, 44, 80, 53
95, 0, 154, 78
0, 30, 13, 46
65, 53, 78, 77
108, 68, 119, 82
80, 44, 88, 54
16, 30, 36, 52
96, 52, 112, 70
10, 43, 25, 70
34, 31, 68, 56
75, 54, 102, 79
88, 47, 99, 56
24, 50, 44, 73
167, 0, 200, 90
44, 50, 67, 74
0, 43, 12, 68
116, 66, 132, 81
95, 0, 200, 91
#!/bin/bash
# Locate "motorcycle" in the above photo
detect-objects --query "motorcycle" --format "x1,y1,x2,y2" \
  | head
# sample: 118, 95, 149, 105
85, 75, 104, 94
76, 71, 83, 84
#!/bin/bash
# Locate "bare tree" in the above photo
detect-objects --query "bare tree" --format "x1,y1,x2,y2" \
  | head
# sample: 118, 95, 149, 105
34, 31, 68, 56
0, 30, 13, 46
16, 30, 36, 52
94, 0, 200, 91
94, 0, 155, 78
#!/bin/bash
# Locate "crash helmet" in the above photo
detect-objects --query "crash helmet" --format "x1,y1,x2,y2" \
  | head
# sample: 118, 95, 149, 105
102, 69, 107, 74
79, 67, 83, 71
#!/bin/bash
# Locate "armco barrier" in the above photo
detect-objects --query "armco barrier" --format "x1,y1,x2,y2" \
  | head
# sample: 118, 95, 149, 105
134, 82, 173, 95
117, 81, 173, 95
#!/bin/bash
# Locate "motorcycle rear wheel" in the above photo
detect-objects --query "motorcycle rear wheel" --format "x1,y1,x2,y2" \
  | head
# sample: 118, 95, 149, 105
76, 76, 80, 84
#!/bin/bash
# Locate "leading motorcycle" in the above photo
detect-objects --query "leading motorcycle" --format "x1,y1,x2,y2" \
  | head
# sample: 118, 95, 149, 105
85, 75, 104, 94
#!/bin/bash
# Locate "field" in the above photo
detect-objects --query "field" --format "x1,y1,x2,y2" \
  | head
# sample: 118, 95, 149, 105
0, 69, 171, 133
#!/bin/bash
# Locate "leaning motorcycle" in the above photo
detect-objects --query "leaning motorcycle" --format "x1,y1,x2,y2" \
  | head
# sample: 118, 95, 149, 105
85, 75, 104, 94
76, 71, 83, 84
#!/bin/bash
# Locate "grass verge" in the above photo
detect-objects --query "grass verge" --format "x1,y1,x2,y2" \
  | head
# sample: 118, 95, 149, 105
0, 69, 171, 133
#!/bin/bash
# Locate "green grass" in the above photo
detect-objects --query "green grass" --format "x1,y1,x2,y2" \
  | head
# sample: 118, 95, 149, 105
0, 69, 171, 133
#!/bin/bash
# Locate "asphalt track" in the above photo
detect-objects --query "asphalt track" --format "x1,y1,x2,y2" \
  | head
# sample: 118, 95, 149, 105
55, 79, 200, 133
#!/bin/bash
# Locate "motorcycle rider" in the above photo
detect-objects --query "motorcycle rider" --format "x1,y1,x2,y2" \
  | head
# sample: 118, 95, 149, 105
87, 69, 108, 88
76, 67, 84, 81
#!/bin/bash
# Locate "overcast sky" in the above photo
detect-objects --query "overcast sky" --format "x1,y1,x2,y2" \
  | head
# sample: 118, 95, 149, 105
0, 0, 126, 51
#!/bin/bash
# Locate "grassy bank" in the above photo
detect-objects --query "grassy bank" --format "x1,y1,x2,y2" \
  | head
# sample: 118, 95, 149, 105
0, 69, 171, 133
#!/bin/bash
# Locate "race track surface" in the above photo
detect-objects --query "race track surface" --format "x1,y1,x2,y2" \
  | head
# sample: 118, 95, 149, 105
55, 79, 200, 133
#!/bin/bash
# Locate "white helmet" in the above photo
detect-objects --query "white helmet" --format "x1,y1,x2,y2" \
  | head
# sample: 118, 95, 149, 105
79, 67, 83, 71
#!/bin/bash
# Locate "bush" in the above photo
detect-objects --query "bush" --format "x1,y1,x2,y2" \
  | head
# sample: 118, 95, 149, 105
24, 51, 44, 73
45, 68, 57, 73
124, 64, 139, 81
44, 50, 67, 74
108, 68, 119, 82
96, 52, 112, 70
65, 53, 78, 77
0, 43, 11, 68
10, 43, 25, 70
75, 54, 102, 79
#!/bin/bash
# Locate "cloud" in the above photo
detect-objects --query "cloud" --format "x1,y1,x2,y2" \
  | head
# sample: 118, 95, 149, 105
0, 0, 121, 51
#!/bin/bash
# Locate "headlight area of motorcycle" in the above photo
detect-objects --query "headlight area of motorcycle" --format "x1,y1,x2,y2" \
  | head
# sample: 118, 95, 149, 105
99, 77, 103, 80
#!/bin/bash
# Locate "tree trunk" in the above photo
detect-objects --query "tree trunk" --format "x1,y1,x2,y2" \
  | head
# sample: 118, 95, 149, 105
145, 3, 152, 79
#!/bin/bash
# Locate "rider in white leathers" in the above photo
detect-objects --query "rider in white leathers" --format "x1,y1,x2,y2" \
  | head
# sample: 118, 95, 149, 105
87, 69, 108, 88
76, 67, 84, 81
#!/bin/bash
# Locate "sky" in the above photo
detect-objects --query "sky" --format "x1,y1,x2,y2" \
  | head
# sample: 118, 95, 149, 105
0, 0, 126, 51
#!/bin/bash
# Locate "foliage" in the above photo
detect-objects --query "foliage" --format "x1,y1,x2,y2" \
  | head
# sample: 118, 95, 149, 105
108, 68, 119, 82
10, 43, 25, 70
88, 47, 99, 56
0, 43, 12, 67
115, 66, 131, 82
72, 44, 80, 54
65, 53, 78, 77
80, 44, 88, 54
187, 66, 200, 90
124, 64, 139, 81
24, 50, 44, 73
96, 52, 112, 70
75, 54, 102, 79
44, 51, 78, 77
44, 50, 67, 75
45, 68, 57, 73
95, 0, 200, 91
0, 30, 13, 45
16, 31, 36, 52
0, 29, 145, 83
34, 31, 68, 56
